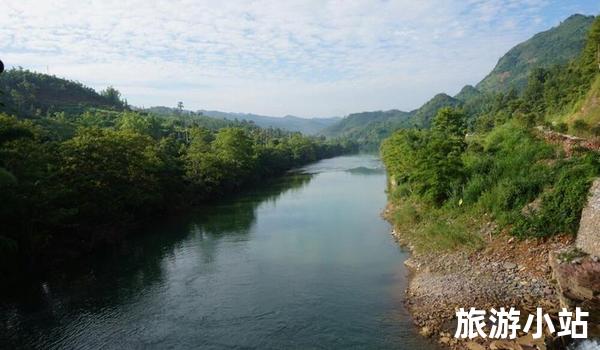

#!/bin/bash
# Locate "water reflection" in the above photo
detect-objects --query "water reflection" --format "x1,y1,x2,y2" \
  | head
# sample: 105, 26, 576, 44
345, 166, 385, 175
192, 173, 312, 235
0, 173, 313, 349
0, 155, 435, 350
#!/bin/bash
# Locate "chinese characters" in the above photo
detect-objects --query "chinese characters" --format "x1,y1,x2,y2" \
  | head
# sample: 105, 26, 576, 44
455, 307, 588, 339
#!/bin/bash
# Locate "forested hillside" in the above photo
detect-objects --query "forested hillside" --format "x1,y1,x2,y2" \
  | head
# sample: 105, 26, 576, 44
381, 15, 600, 249
0, 68, 127, 117
325, 14, 596, 149
321, 109, 414, 150
0, 73, 356, 272
410, 93, 462, 127
477, 14, 595, 93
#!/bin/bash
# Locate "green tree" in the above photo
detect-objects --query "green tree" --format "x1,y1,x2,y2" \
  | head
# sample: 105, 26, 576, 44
100, 86, 126, 108
58, 128, 163, 226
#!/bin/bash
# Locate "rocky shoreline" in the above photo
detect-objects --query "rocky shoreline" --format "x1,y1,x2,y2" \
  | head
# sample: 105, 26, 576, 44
384, 204, 593, 350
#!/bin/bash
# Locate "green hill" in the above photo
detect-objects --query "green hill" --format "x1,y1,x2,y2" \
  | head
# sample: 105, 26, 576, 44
321, 109, 414, 149
0, 68, 127, 118
410, 93, 462, 127
476, 14, 595, 93
454, 85, 481, 103
323, 93, 462, 148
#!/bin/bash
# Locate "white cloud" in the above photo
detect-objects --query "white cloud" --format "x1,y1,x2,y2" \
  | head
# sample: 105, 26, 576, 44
0, 0, 597, 117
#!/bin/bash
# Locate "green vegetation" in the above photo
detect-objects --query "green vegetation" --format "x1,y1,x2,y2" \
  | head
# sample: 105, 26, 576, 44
321, 109, 414, 150
382, 15, 600, 251
0, 72, 356, 271
411, 93, 462, 128
0, 68, 127, 118
476, 14, 595, 93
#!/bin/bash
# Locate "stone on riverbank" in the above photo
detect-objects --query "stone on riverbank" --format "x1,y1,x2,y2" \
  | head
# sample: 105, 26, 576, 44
576, 178, 600, 258
549, 250, 600, 337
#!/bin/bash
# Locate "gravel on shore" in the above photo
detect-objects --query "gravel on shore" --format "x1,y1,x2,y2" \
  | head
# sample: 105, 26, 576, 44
388, 214, 574, 350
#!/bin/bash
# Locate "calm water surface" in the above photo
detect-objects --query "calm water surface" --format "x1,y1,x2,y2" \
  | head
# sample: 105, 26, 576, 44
1, 155, 436, 349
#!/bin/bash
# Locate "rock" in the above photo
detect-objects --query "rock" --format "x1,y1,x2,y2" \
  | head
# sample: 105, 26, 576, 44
419, 326, 433, 337
576, 178, 600, 257
465, 341, 485, 350
503, 262, 517, 270
549, 250, 600, 337
571, 257, 583, 264
522, 197, 542, 217
490, 340, 523, 350
516, 334, 534, 347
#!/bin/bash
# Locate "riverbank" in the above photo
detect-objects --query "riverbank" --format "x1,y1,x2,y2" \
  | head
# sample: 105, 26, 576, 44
384, 204, 574, 350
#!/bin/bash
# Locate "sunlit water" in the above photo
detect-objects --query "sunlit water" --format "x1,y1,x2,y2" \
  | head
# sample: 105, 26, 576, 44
0, 155, 436, 349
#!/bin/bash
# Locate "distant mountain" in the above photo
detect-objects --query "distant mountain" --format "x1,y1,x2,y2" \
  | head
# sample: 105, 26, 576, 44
321, 110, 414, 149
141, 106, 245, 130
200, 110, 340, 135
139, 107, 340, 134
323, 93, 462, 148
476, 14, 595, 93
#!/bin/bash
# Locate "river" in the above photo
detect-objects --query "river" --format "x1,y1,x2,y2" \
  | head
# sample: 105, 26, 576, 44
0, 155, 436, 349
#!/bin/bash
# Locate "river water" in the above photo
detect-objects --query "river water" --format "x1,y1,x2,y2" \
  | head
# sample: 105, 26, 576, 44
1, 155, 436, 349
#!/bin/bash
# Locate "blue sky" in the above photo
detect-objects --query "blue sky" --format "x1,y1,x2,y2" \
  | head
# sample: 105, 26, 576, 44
1, 0, 599, 117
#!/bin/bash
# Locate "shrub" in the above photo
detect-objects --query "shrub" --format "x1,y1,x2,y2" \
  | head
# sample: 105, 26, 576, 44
572, 119, 589, 133
554, 122, 568, 133
513, 154, 599, 237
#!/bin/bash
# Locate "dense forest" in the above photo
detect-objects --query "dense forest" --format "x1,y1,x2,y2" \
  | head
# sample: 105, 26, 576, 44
0, 72, 356, 272
381, 15, 600, 251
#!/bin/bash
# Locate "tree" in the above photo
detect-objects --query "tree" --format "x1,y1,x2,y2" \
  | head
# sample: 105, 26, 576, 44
58, 128, 163, 226
100, 86, 126, 108
213, 128, 256, 187
382, 108, 467, 205
432, 107, 467, 137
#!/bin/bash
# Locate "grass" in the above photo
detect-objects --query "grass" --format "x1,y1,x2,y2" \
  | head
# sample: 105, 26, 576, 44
389, 197, 483, 253
564, 75, 600, 137
386, 120, 599, 252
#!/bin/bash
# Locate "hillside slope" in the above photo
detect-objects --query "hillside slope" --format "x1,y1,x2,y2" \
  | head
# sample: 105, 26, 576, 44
476, 14, 594, 93
410, 93, 462, 128
0, 69, 126, 117
321, 109, 413, 148
566, 75, 600, 131
322, 93, 461, 148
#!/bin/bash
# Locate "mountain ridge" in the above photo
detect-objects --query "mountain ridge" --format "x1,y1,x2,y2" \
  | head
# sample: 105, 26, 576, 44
323, 13, 596, 147
476, 13, 595, 93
